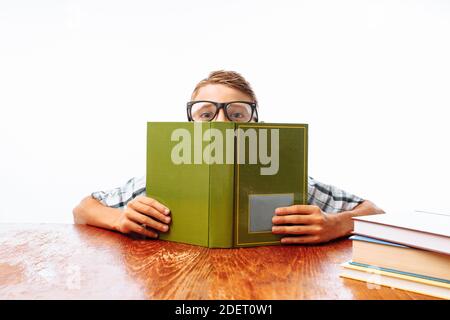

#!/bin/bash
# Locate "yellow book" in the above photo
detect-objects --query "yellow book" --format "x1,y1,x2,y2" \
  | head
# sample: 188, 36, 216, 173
339, 262, 450, 299
351, 235, 450, 280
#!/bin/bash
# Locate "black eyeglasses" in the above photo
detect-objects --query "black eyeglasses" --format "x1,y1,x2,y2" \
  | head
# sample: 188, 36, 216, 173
187, 100, 258, 123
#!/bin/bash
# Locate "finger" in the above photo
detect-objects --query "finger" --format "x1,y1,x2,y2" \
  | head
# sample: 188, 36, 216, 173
124, 220, 158, 239
129, 201, 171, 224
272, 214, 317, 225
271, 225, 318, 235
126, 209, 169, 233
137, 197, 170, 215
275, 205, 321, 215
280, 235, 320, 244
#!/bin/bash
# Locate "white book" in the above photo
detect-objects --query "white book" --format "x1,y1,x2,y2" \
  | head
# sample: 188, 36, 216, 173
352, 211, 450, 255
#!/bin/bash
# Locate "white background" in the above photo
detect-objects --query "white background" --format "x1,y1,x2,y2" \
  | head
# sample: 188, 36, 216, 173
1, 0, 449, 223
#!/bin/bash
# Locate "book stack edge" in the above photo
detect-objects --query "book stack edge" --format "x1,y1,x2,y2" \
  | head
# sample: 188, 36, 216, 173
339, 211, 450, 299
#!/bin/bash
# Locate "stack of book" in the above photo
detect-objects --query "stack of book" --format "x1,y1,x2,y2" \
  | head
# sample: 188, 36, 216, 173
340, 210, 450, 299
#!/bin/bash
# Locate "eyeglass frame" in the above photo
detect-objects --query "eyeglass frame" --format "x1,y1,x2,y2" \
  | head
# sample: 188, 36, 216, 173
186, 100, 259, 123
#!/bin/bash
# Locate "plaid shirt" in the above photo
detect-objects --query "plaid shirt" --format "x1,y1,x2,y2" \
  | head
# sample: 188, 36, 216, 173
91, 176, 364, 213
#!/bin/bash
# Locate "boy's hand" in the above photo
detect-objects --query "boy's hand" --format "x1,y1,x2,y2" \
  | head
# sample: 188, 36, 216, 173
112, 196, 171, 239
271, 205, 341, 244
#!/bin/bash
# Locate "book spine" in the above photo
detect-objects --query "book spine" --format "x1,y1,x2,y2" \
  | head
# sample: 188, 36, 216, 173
208, 122, 235, 248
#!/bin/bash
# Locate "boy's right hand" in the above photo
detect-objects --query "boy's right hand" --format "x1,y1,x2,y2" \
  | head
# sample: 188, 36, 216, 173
112, 196, 171, 239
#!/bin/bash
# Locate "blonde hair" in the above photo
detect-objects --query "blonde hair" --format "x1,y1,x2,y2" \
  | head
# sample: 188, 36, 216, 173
192, 70, 258, 103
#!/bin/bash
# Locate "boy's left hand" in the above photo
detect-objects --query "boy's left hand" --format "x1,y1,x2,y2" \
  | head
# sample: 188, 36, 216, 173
271, 205, 343, 244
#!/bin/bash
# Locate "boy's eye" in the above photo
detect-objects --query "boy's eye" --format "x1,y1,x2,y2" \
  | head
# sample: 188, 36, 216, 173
200, 112, 214, 118
229, 112, 243, 119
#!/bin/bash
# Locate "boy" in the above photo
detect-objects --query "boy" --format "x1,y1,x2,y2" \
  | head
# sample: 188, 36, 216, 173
73, 70, 383, 244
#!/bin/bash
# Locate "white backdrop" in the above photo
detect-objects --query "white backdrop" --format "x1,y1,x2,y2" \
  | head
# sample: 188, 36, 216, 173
1, 0, 449, 223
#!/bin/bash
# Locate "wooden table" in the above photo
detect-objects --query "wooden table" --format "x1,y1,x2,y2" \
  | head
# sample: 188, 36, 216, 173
0, 224, 436, 300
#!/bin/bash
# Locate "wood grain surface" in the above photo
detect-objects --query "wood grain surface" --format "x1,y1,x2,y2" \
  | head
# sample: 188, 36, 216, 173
0, 224, 437, 300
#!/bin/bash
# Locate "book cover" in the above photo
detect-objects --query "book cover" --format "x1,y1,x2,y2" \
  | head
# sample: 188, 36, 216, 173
350, 235, 450, 281
353, 212, 450, 237
348, 261, 450, 284
350, 235, 409, 248
340, 261, 450, 299
352, 212, 450, 255
146, 122, 308, 248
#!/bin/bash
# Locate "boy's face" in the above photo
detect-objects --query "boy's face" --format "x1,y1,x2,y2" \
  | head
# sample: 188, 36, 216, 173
192, 84, 255, 122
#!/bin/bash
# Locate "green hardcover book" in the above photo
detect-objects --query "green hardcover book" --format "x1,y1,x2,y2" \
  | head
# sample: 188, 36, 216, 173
146, 122, 308, 248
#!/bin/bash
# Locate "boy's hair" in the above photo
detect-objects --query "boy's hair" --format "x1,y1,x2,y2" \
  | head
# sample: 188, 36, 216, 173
192, 70, 258, 103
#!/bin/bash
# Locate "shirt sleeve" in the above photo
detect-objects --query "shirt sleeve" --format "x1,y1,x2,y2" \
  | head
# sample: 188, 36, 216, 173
91, 176, 146, 210
307, 176, 365, 213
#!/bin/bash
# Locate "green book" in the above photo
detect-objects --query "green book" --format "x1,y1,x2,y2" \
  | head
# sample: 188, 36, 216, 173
146, 122, 308, 248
